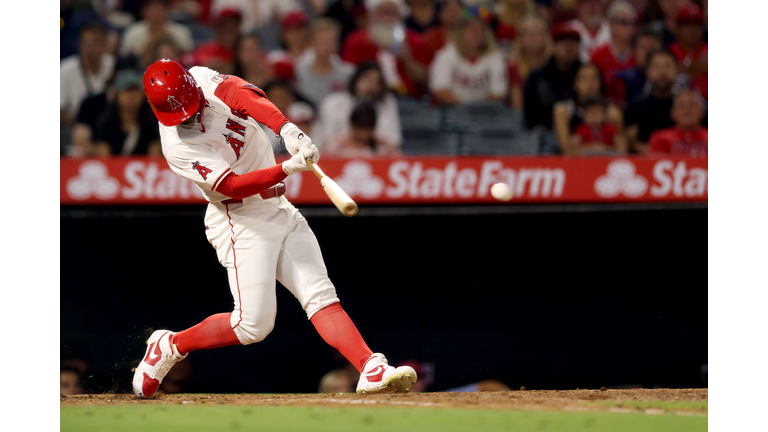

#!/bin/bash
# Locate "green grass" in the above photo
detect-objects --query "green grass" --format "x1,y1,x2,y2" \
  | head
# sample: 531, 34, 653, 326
596, 400, 709, 411
61, 405, 707, 432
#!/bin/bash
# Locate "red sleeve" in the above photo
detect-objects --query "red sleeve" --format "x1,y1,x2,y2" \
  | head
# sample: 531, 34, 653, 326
648, 130, 670, 154
214, 164, 288, 200
214, 75, 290, 135
573, 124, 591, 142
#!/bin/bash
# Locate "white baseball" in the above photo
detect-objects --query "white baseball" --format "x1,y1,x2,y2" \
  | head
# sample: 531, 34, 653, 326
491, 183, 513, 201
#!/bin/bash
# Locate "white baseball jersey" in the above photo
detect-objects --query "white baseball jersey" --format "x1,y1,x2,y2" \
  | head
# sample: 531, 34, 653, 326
160, 66, 277, 204
157, 66, 339, 345
428, 44, 508, 104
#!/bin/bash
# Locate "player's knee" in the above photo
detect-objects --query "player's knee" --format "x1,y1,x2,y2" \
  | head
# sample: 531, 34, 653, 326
235, 316, 275, 345
305, 288, 340, 320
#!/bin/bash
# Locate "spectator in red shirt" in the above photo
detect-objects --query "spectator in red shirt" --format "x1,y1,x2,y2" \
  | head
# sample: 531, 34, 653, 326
422, 0, 465, 58
189, 8, 242, 74
570, 0, 611, 62
590, 1, 636, 107
567, 95, 628, 155
507, 14, 552, 110
669, 3, 707, 99
649, 89, 707, 156
341, 0, 433, 97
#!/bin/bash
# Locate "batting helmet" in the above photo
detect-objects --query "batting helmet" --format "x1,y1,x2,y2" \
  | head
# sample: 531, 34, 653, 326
143, 59, 206, 127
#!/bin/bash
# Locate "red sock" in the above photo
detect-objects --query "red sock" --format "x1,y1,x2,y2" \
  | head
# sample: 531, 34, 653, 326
172, 313, 242, 355
311, 303, 374, 372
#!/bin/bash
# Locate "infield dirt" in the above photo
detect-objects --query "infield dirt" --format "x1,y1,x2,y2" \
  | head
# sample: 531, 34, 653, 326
60, 389, 707, 415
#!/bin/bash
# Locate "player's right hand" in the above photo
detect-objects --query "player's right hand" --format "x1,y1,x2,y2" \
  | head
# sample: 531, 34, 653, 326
281, 148, 314, 176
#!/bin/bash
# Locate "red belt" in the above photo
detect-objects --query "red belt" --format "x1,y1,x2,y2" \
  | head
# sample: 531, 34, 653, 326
222, 182, 286, 205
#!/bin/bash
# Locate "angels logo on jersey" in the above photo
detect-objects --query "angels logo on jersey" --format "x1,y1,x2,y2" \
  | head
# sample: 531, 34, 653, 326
192, 161, 213, 180
223, 133, 245, 159
167, 95, 182, 110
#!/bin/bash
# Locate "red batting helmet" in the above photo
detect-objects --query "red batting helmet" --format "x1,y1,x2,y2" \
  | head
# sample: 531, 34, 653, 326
143, 59, 206, 126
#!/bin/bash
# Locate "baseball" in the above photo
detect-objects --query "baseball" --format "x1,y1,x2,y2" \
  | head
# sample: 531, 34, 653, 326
490, 183, 513, 201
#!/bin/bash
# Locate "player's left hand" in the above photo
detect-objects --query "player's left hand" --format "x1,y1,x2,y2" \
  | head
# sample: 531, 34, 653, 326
281, 122, 317, 163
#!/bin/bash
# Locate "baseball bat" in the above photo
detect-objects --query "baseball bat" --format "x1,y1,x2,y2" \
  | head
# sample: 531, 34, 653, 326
307, 159, 358, 217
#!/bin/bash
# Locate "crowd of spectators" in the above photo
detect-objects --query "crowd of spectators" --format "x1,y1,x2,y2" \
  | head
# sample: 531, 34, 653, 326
60, 0, 708, 158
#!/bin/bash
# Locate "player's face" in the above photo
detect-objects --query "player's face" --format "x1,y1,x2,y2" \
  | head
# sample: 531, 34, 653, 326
574, 65, 601, 99
672, 92, 704, 129
313, 29, 338, 58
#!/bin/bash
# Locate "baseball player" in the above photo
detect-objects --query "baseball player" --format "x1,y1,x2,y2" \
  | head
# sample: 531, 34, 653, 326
132, 59, 416, 397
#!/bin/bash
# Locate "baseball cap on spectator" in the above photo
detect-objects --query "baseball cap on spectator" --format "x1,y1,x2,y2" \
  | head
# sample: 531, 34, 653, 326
281, 10, 309, 29
607, 0, 636, 23
216, 7, 242, 23
287, 101, 315, 123
552, 22, 581, 42
114, 69, 143, 91
676, 4, 704, 26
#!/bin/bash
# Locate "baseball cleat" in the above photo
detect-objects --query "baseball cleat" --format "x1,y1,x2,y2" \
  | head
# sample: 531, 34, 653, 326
356, 353, 417, 394
132, 330, 187, 398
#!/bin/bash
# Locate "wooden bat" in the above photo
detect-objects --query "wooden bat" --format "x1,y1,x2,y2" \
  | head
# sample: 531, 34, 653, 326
307, 159, 358, 217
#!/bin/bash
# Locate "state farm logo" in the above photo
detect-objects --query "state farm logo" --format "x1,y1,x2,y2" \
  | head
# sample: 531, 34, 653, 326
66, 161, 121, 200
334, 161, 385, 198
594, 159, 648, 198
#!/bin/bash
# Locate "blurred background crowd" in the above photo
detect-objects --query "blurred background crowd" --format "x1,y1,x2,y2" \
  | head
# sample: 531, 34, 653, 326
60, 0, 708, 159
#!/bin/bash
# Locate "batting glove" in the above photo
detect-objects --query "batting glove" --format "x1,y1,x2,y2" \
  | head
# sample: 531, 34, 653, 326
282, 148, 315, 175
281, 122, 319, 163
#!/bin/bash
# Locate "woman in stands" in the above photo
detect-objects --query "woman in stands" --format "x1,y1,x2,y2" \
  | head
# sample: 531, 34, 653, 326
314, 61, 402, 149
507, 14, 552, 110
552, 62, 625, 155
232, 34, 275, 89
428, 9, 508, 105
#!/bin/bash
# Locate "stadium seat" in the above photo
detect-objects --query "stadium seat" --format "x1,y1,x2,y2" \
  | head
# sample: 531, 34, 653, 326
537, 131, 562, 155
443, 102, 524, 135
398, 97, 443, 131
457, 129, 539, 156
400, 129, 459, 155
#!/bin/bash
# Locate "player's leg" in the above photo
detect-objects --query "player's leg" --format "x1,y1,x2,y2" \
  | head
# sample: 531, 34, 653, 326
276, 206, 417, 393
133, 205, 283, 398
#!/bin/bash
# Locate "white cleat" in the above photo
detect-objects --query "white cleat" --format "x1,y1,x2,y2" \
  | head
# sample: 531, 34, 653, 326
356, 353, 417, 394
132, 330, 187, 398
